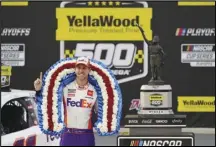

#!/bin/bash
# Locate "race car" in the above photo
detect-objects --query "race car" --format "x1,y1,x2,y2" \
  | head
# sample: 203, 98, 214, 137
1, 89, 61, 146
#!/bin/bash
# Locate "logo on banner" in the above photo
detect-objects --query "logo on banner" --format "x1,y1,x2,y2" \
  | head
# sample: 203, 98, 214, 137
1, 44, 25, 66
1, 28, 31, 36
176, 28, 215, 37
129, 99, 140, 111
56, 1, 153, 83
155, 119, 168, 124
130, 139, 182, 146
128, 119, 139, 124
141, 119, 152, 124
117, 136, 194, 146
178, 96, 215, 112
181, 44, 215, 67
172, 119, 183, 124
149, 94, 163, 106
1, 65, 12, 88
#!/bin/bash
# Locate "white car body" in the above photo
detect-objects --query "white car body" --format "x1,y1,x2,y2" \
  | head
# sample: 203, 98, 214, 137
1, 89, 60, 146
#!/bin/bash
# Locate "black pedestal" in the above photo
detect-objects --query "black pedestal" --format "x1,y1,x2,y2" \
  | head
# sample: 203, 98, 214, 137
120, 114, 194, 146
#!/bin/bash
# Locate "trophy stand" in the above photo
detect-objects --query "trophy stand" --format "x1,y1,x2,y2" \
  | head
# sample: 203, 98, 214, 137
124, 83, 187, 135
122, 83, 195, 146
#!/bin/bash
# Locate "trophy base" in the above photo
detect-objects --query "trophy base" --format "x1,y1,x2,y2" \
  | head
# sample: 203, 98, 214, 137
123, 114, 192, 145
124, 114, 186, 128
138, 109, 174, 115
140, 84, 172, 110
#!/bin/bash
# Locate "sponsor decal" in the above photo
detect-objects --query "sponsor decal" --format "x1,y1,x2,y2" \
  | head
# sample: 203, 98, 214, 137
181, 44, 215, 67
67, 98, 92, 108
1, 43, 25, 66
57, 1, 152, 83
68, 93, 75, 97
85, 96, 94, 99
68, 89, 76, 93
176, 28, 215, 37
178, 96, 215, 112
87, 90, 93, 96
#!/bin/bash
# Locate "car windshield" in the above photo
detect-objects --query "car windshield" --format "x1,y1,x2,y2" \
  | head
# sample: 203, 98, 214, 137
1, 96, 38, 135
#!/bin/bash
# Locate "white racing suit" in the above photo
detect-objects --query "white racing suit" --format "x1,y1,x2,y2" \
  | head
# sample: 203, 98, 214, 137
37, 81, 98, 146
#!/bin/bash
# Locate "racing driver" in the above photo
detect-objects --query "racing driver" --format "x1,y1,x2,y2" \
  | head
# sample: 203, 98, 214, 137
34, 57, 98, 146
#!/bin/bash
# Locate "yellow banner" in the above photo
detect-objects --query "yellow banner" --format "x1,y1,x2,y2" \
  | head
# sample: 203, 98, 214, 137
1, 66, 12, 76
1, 2, 28, 6
56, 8, 152, 41
178, 96, 215, 112
178, 2, 215, 6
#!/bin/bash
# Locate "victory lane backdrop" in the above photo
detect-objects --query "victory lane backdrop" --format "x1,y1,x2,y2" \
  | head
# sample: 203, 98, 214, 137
1, 1, 215, 127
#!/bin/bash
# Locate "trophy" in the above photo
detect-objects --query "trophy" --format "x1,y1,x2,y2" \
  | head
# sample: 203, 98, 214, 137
124, 24, 186, 131
136, 24, 174, 116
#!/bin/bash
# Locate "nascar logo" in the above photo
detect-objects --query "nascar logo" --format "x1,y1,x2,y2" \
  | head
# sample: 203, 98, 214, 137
181, 44, 215, 65
182, 44, 215, 52
117, 136, 194, 146
130, 139, 183, 146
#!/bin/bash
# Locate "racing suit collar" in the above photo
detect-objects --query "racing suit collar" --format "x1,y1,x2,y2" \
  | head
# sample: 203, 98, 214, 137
75, 80, 89, 90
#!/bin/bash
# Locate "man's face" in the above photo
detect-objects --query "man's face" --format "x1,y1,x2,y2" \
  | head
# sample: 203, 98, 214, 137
75, 64, 90, 80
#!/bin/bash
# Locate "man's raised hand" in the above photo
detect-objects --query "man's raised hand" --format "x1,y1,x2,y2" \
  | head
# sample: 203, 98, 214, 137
34, 72, 43, 91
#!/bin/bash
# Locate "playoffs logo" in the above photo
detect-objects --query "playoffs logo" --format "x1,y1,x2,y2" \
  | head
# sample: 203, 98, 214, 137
1, 28, 31, 36
176, 28, 215, 37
